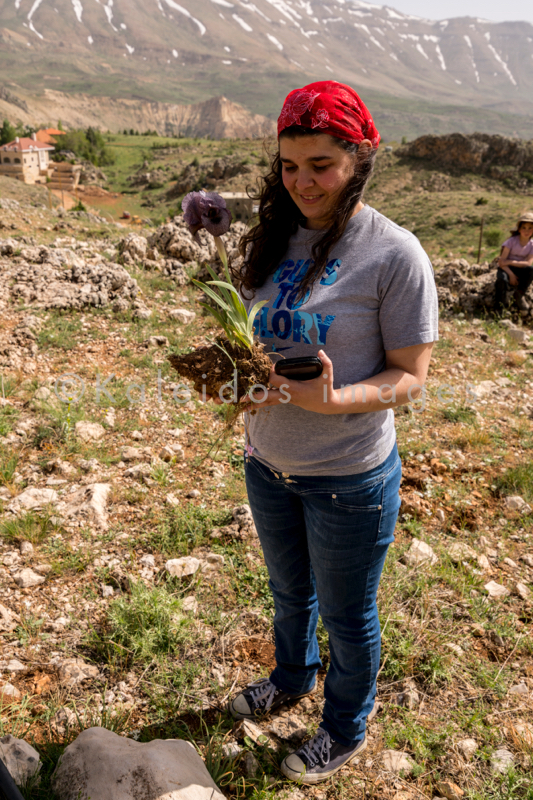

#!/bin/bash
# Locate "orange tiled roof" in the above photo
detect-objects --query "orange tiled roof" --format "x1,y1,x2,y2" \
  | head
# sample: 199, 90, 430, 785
1, 137, 55, 152
35, 128, 66, 145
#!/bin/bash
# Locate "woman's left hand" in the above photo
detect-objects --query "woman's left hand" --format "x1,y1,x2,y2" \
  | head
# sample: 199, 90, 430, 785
241, 350, 339, 415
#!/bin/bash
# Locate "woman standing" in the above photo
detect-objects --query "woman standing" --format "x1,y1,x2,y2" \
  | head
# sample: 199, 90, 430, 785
226, 81, 439, 785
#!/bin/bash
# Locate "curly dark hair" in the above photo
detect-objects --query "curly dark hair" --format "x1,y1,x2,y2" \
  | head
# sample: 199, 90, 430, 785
237, 126, 377, 302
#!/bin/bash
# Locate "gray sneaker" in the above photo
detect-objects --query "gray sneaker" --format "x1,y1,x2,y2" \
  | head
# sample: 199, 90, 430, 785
281, 727, 367, 784
228, 677, 315, 720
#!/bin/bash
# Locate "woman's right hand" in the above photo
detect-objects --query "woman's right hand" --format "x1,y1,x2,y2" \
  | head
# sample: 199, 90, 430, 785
508, 272, 519, 287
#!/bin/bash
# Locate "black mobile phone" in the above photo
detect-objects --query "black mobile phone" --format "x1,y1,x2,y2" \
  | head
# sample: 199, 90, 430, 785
274, 356, 323, 381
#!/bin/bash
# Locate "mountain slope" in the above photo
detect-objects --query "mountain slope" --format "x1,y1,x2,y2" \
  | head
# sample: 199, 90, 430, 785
1, 0, 532, 135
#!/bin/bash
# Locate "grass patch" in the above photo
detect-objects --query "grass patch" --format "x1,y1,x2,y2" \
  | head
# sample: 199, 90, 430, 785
146, 506, 231, 557
442, 405, 478, 424
91, 582, 191, 669
494, 463, 533, 502
0, 512, 59, 545
0, 447, 18, 485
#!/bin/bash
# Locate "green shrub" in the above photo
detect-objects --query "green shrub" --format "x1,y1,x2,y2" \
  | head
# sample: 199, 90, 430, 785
485, 228, 503, 247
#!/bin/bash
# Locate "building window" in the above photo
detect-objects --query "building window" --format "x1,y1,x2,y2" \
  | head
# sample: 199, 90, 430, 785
3, 157, 10, 163
14, 158, 20, 164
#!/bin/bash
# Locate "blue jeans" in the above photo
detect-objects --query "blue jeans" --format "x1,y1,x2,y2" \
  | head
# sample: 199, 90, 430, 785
244, 444, 402, 746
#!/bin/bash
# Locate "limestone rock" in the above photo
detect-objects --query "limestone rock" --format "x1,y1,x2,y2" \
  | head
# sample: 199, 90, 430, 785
504, 495, 532, 514
514, 582, 531, 600
382, 750, 415, 774
169, 308, 196, 324
0, 683, 21, 701
0, 735, 41, 786
59, 483, 111, 530
75, 421, 105, 442
448, 542, 477, 563
19, 540, 34, 556
182, 596, 198, 615
57, 658, 100, 687
118, 233, 148, 263
8, 487, 58, 513
51, 707, 78, 735
403, 538, 438, 566
51, 726, 225, 800
491, 748, 514, 773
456, 738, 478, 759
121, 446, 142, 462
508, 328, 529, 344
435, 781, 464, 800
0, 603, 20, 632
13, 568, 45, 588
165, 557, 201, 579
484, 580, 510, 599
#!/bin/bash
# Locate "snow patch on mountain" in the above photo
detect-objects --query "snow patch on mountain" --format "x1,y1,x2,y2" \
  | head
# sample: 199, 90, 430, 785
163, 0, 206, 35
232, 13, 252, 31
28, 0, 45, 39
71, 0, 83, 22
266, 33, 283, 49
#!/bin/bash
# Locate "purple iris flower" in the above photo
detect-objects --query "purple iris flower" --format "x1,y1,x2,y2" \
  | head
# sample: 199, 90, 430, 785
182, 190, 232, 241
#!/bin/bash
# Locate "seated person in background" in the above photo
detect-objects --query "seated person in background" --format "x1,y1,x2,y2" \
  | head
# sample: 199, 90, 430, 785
494, 212, 533, 313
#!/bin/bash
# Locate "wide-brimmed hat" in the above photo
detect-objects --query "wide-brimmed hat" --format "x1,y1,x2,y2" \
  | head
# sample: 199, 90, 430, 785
516, 211, 533, 226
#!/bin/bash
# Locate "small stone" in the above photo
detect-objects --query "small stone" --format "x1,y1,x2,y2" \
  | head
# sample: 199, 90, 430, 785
169, 308, 196, 324
133, 306, 152, 320
0, 603, 20, 632
0, 683, 21, 701
165, 493, 180, 507
187, 489, 201, 499
514, 722, 533, 744
221, 742, 243, 758
50, 706, 77, 734
75, 421, 105, 442
508, 682, 529, 696
233, 718, 270, 746
19, 540, 34, 556
243, 751, 260, 777
484, 580, 510, 599
102, 585, 115, 598
9, 487, 58, 513
435, 509, 445, 522
121, 446, 142, 462
131, 430, 144, 440
168, 428, 183, 438
147, 335, 169, 347
403, 538, 438, 566
182, 596, 198, 614
477, 554, 491, 571
13, 568, 45, 588
521, 554, 533, 567
6, 659, 26, 673
508, 328, 529, 344
392, 689, 420, 710
504, 495, 532, 514
140, 554, 156, 568
491, 748, 514, 773
503, 557, 518, 569
448, 542, 477, 563
165, 556, 201, 579
514, 582, 530, 600
445, 642, 464, 656
159, 445, 184, 462
382, 749, 415, 775
457, 738, 478, 760
435, 781, 464, 800
58, 658, 100, 687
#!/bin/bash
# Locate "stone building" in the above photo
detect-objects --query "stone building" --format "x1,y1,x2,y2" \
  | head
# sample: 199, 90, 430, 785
0, 134, 55, 184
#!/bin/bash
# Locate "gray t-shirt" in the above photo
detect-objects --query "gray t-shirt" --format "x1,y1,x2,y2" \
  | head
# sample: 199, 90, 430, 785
243, 204, 439, 476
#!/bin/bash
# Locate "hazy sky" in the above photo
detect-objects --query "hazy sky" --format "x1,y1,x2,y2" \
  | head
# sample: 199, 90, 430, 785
379, 0, 533, 23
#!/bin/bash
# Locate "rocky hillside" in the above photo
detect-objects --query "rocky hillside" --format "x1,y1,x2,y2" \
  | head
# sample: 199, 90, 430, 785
1, 0, 533, 138
0, 92, 275, 140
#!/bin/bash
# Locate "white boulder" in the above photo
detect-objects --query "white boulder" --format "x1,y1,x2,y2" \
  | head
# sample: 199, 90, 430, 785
51, 727, 225, 800
0, 734, 41, 786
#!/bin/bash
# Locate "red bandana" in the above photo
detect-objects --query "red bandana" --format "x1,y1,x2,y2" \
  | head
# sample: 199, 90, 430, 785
277, 81, 380, 148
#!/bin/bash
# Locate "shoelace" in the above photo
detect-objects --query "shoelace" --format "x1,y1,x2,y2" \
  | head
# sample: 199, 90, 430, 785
250, 680, 278, 710
299, 728, 331, 768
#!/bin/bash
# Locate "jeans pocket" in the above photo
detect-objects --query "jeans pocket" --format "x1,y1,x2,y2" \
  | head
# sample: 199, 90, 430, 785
331, 479, 384, 512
